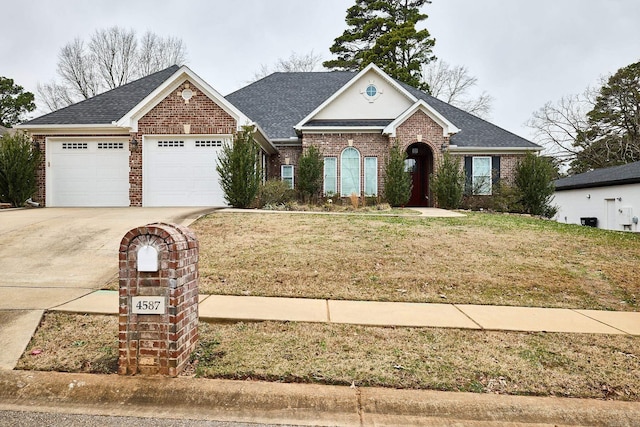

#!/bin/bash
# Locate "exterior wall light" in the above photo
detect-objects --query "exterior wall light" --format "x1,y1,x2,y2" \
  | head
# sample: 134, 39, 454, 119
131, 136, 138, 149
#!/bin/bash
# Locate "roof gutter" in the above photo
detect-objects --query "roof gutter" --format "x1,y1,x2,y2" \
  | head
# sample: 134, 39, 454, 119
447, 146, 543, 154
555, 177, 640, 191
299, 126, 386, 134
14, 123, 127, 135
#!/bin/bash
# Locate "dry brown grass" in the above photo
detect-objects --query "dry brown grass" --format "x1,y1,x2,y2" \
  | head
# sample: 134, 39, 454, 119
192, 211, 639, 311
18, 313, 640, 401
24, 212, 639, 400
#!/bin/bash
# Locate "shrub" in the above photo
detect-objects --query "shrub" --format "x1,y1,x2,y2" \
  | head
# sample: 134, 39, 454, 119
430, 152, 464, 209
384, 142, 411, 207
514, 153, 556, 217
216, 126, 262, 208
297, 146, 324, 203
461, 181, 523, 213
349, 192, 359, 209
257, 179, 295, 208
0, 132, 41, 207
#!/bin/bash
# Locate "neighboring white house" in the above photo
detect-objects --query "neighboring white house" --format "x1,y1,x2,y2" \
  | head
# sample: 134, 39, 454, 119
554, 161, 640, 232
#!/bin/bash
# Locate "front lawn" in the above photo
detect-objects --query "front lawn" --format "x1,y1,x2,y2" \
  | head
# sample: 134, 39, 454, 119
19, 211, 640, 401
193, 211, 639, 311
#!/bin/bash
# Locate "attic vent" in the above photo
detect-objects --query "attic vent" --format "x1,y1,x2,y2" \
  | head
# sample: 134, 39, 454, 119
97, 142, 124, 150
157, 140, 185, 148
195, 140, 222, 147
62, 142, 88, 150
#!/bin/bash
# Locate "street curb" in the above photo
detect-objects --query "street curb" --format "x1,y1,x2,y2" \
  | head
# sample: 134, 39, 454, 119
1, 370, 639, 426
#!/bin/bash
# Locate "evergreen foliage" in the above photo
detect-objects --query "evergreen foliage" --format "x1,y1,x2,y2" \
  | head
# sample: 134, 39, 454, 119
571, 61, 640, 173
514, 152, 556, 217
383, 142, 411, 206
0, 77, 36, 127
0, 132, 41, 207
257, 179, 296, 208
430, 152, 464, 209
297, 145, 324, 202
323, 0, 435, 90
216, 126, 262, 208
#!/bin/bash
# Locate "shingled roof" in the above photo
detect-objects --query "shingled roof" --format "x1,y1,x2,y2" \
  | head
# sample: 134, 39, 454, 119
555, 161, 640, 190
225, 71, 355, 141
23, 65, 540, 151
226, 71, 540, 149
22, 65, 180, 126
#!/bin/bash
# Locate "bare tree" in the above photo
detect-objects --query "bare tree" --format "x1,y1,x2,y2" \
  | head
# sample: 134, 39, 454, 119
421, 59, 493, 119
137, 32, 187, 78
36, 81, 75, 112
526, 87, 597, 164
249, 50, 324, 82
57, 38, 101, 100
89, 27, 137, 90
37, 26, 188, 112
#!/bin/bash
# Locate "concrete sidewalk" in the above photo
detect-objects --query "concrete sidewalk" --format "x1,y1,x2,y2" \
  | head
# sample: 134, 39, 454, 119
53, 290, 640, 335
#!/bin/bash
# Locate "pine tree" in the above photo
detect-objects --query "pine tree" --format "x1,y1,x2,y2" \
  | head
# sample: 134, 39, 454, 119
297, 145, 324, 203
514, 153, 556, 217
323, 0, 435, 90
216, 126, 262, 208
384, 142, 412, 206
0, 132, 41, 207
571, 61, 640, 172
430, 152, 464, 209
0, 77, 36, 127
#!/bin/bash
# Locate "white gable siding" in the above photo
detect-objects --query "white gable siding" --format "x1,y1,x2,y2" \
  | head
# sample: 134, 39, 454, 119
314, 70, 412, 120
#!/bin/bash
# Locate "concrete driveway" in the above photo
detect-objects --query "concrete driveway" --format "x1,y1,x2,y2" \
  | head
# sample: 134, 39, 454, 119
0, 207, 215, 310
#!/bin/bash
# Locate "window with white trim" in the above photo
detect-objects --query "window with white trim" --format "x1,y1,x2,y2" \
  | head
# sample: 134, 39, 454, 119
323, 157, 337, 195
341, 147, 360, 196
472, 156, 492, 195
364, 157, 378, 196
281, 165, 294, 189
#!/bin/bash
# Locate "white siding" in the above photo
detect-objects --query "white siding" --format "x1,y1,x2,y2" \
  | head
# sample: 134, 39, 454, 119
554, 184, 640, 232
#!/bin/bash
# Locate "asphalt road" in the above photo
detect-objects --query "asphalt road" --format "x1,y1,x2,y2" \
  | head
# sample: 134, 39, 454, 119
0, 410, 304, 427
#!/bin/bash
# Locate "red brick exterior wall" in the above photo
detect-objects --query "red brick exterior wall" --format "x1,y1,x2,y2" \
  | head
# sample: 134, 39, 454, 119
289, 110, 450, 197
498, 154, 521, 184
31, 92, 529, 206
269, 146, 303, 181
130, 80, 238, 206
302, 132, 391, 196
118, 222, 199, 377
393, 110, 449, 158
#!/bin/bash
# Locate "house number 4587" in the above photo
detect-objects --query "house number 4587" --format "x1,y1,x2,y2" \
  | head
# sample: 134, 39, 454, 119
131, 296, 166, 314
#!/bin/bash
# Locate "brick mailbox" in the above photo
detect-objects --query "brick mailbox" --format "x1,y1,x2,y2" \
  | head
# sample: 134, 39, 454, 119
118, 222, 199, 376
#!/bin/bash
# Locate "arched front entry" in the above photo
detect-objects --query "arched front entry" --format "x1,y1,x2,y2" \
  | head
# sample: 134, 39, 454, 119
405, 142, 434, 207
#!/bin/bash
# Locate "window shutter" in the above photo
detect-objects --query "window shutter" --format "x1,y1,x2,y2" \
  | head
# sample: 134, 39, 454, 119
464, 156, 472, 194
492, 156, 501, 186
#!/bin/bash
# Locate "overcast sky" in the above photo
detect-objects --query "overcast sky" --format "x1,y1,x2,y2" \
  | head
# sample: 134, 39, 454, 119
2, 0, 639, 142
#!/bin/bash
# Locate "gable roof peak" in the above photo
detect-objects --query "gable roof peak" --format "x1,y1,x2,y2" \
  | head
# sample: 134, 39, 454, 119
383, 99, 461, 137
294, 63, 418, 131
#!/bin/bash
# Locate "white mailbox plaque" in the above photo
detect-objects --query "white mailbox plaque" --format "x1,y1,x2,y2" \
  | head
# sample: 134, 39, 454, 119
131, 296, 166, 315
137, 245, 159, 272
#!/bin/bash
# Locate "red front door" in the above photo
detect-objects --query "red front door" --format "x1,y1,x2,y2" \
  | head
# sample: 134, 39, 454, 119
406, 143, 433, 207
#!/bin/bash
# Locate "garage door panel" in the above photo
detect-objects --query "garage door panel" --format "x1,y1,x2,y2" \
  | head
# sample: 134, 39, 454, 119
144, 137, 226, 207
48, 140, 129, 207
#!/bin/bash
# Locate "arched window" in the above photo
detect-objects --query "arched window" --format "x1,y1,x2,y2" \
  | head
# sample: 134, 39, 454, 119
341, 147, 360, 196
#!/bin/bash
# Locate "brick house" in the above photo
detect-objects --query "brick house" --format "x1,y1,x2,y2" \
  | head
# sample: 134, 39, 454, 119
19, 63, 540, 207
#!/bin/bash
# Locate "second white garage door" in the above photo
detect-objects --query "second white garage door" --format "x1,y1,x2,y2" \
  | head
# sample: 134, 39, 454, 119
143, 137, 227, 207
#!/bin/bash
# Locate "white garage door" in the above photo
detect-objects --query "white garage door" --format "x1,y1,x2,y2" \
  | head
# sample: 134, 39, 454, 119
143, 137, 227, 207
47, 139, 130, 207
